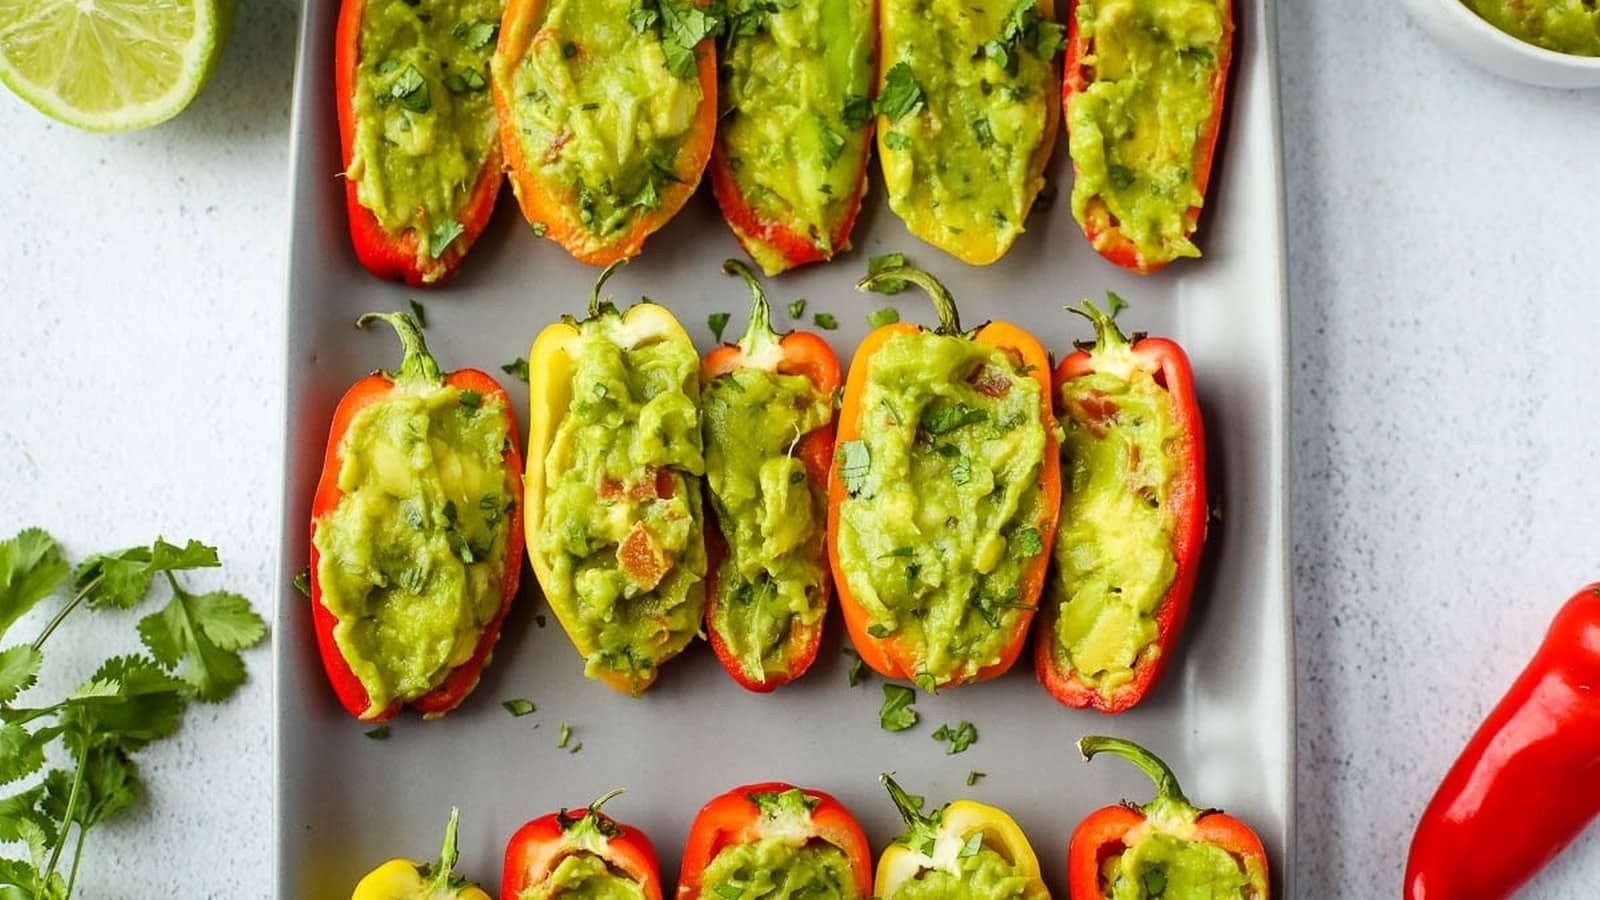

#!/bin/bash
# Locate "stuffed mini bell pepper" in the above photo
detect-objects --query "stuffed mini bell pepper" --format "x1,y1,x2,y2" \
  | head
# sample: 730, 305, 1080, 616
831, 264, 1061, 690
678, 783, 873, 899
310, 312, 523, 721
875, 0, 1062, 265
336, 0, 504, 285
1069, 736, 1269, 899
1036, 298, 1206, 713
353, 808, 490, 900
710, 0, 875, 274
502, 790, 663, 900
701, 261, 841, 691
490, 0, 717, 265
874, 775, 1050, 900
1064, 0, 1234, 272
525, 263, 708, 694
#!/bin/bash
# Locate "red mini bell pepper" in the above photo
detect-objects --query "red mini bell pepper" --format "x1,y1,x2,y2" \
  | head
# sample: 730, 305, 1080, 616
700, 261, 842, 691
678, 783, 873, 899
309, 312, 524, 721
502, 790, 663, 900
1069, 736, 1269, 898
1035, 299, 1206, 714
1405, 584, 1600, 900
335, 0, 504, 286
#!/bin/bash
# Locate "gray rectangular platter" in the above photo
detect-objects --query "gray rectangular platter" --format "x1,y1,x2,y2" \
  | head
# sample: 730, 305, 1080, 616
275, 0, 1293, 894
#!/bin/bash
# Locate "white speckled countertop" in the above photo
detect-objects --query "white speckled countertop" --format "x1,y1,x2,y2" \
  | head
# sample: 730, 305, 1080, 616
2, 0, 1597, 895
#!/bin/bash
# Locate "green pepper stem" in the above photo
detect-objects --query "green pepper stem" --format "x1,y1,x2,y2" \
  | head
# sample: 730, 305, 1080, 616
356, 312, 443, 384
425, 807, 463, 894
857, 266, 962, 336
1065, 294, 1131, 354
589, 260, 629, 318
721, 258, 782, 359
880, 773, 930, 828
1078, 735, 1196, 814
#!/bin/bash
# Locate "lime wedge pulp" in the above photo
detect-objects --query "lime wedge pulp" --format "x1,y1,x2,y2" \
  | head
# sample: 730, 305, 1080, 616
0, 0, 234, 132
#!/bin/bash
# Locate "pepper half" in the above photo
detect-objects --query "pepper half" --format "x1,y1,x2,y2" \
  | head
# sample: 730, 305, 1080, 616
501, 790, 664, 900
491, 0, 718, 265
310, 312, 523, 721
524, 263, 708, 694
701, 261, 842, 691
1069, 736, 1269, 899
830, 265, 1061, 689
1035, 298, 1206, 713
351, 808, 491, 900
336, 0, 504, 285
678, 783, 873, 899
1063, 0, 1235, 273
1406, 584, 1600, 900
874, 775, 1050, 900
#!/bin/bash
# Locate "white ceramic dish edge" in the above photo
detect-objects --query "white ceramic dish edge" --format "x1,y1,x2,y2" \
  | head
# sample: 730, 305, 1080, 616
1397, 0, 1600, 88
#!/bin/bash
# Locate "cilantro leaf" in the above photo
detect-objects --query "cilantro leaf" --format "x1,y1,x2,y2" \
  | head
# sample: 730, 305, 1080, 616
882, 131, 910, 151
813, 312, 838, 330
75, 538, 216, 611
932, 720, 978, 754
0, 646, 42, 705
817, 119, 846, 169
866, 253, 910, 293
654, 0, 720, 78
787, 298, 807, 319
836, 440, 870, 496
390, 64, 432, 113
60, 656, 187, 752
138, 584, 266, 703
459, 19, 499, 49
502, 357, 531, 383
291, 568, 311, 598
844, 648, 865, 687
1009, 526, 1043, 558
428, 219, 465, 259
0, 725, 53, 785
879, 683, 918, 732
365, 726, 390, 740
867, 307, 900, 328
920, 403, 988, 435
842, 93, 873, 129
959, 831, 984, 857
0, 529, 67, 641
502, 698, 536, 717
877, 62, 925, 121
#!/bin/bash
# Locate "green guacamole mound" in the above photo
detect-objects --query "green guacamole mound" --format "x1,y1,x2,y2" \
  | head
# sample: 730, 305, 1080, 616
701, 835, 861, 900
348, 0, 502, 252
1049, 367, 1179, 696
1103, 831, 1262, 899
520, 852, 646, 900
537, 316, 707, 689
702, 368, 834, 682
313, 385, 512, 713
719, 0, 875, 268
835, 331, 1050, 684
1462, 0, 1600, 56
1068, 0, 1227, 263
888, 845, 1032, 900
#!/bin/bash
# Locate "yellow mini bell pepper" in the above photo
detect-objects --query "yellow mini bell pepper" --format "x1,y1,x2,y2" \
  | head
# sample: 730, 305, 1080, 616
524, 261, 709, 695
873, 775, 1052, 900
351, 808, 490, 900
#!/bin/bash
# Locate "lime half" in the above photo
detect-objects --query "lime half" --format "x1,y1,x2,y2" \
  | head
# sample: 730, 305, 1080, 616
0, 0, 234, 132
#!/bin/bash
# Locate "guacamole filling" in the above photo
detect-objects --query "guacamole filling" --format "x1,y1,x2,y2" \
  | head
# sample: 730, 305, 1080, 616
1067, 0, 1225, 264
348, 0, 502, 267
877, 0, 1061, 259
501, 0, 708, 237
520, 852, 646, 900
719, 0, 875, 269
314, 385, 511, 713
701, 836, 860, 899
537, 316, 707, 688
889, 844, 1032, 900
703, 369, 833, 681
1462, 0, 1600, 56
1049, 367, 1179, 696
1101, 832, 1260, 899
834, 332, 1049, 684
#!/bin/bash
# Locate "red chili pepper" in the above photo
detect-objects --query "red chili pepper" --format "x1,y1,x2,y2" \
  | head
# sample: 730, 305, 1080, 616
1405, 584, 1600, 900
678, 783, 873, 899
502, 790, 664, 900
700, 261, 842, 691
335, 0, 503, 286
1035, 299, 1206, 713
308, 313, 524, 721
1069, 736, 1270, 898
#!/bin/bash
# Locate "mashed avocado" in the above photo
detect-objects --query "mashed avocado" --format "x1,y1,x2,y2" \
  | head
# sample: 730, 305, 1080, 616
835, 332, 1049, 685
1102, 831, 1261, 899
1067, 0, 1226, 264
888, 845, 1032, 900
520, 853, 646, 900
537, 315, 707, 690
1049, 367, 1179, 696
877, 0, 1061, 264
500, 0, 706, 236
348, 0, 502, 258
1462, 0, 1600, 55
314, 385, 511, 713
719, 0, 875, 271
703, 369, 833, 682
701, 836, 860, 899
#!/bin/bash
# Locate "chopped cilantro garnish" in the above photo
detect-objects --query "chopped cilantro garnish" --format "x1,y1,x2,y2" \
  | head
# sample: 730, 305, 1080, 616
879, 683, 919, 732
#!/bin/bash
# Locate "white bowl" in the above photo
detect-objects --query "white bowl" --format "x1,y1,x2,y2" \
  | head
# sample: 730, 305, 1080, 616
1397, 0, 1600, 88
